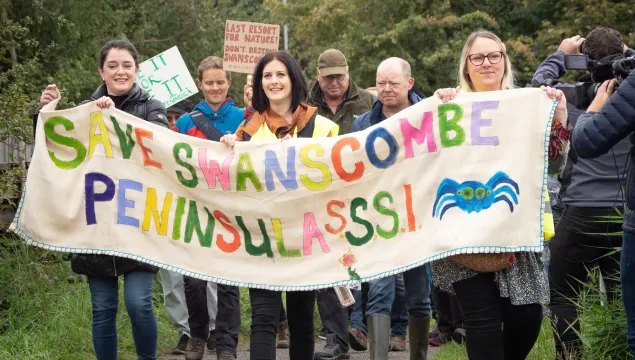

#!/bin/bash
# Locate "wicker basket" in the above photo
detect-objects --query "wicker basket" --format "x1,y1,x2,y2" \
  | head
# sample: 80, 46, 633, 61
448, 253, 514, 272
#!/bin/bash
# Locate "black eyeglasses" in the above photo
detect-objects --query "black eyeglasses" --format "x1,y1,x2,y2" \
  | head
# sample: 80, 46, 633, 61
467, 51, 504, 66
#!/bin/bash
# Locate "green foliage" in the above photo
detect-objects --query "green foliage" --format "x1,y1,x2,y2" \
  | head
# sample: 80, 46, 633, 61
0, 236, 94, 358
267, 0, 635, 94
1, 0, 269, 110
0, 1, 82, 206
0, 234, 325, 358
575, 271, 630, 359
239, 286, 252, 341
0, 235, 180, 359
3, 0, 635, 116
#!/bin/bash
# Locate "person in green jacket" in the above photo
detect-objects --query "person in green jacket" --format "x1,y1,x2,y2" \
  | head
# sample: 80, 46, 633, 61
307, 49, 375, 136
306, 48, 375, 360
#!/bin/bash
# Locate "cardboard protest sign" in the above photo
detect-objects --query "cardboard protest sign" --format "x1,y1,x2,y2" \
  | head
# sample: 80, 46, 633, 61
223, 20, 280, 74
11, 89, 555, 290
136, 46, 198, 108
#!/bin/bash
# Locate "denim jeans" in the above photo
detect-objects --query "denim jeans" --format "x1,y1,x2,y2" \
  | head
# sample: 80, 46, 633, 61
622, 231, 635, 358
88, 271, 157, 360
390, 274, 408, 337
366, 265, 431, 322
249, 288, 315, 359
351, 275, 408, 337
351, 287, 366, 331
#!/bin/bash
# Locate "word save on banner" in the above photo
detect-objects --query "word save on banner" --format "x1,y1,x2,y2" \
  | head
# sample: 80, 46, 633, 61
223, 20, 280, 74
136, 46, 198, 108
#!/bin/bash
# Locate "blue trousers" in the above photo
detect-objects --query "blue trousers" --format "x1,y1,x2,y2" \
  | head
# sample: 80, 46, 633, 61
88, 271, 157, 360
353, 265, 431, 334
351, 274, 409, 337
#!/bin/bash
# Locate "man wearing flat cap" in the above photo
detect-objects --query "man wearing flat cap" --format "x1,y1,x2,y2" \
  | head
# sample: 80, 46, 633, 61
307, 49, 375, 136
309, 49, 375, 360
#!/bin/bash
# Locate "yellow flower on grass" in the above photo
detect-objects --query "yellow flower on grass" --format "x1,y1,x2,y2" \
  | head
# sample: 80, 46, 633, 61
339, 250, 356, 268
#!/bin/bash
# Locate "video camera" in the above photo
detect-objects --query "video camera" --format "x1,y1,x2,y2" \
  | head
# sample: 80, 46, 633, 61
565, 54, 635, 108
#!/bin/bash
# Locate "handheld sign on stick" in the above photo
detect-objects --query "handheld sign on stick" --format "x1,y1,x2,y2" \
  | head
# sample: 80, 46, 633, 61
223, 20, 280, 74
136, 47, 198, 108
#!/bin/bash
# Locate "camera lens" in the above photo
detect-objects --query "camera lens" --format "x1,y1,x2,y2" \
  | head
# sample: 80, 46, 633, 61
588, 82, 602, 100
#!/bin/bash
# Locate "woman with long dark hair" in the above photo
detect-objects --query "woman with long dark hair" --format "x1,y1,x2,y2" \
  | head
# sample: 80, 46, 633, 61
220, 51, 338, 359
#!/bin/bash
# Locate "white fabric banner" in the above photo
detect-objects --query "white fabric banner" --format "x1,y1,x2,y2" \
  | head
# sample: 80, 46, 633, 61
11, 88, 555, 290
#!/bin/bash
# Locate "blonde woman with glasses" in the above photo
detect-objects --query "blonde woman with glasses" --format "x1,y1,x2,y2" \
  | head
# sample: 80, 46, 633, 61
431, 29, 569, 360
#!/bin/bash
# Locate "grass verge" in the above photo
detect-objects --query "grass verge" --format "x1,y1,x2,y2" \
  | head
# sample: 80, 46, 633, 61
0, 235, 324, 358
1, 234, 629, 359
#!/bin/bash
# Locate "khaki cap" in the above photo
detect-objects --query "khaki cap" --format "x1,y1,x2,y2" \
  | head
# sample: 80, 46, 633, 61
317, 49, 348, 76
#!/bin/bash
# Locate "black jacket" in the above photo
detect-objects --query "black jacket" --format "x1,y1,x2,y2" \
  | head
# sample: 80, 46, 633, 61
84, 83, 169, 127
572, 69, 635, 231
34, 83, 168, 277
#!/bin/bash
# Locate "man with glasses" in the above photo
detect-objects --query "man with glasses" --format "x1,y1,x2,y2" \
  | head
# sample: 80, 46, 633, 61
307, 48, 375, 360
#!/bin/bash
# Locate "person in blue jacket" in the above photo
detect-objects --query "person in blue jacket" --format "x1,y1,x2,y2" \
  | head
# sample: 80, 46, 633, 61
349, 57, 431, 360
172, 55, 244, 360
572, 65, 635, 357
174, 56, 245, 138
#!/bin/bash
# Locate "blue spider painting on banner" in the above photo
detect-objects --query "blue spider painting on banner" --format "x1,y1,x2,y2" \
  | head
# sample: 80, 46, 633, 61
432, 171, 520, 220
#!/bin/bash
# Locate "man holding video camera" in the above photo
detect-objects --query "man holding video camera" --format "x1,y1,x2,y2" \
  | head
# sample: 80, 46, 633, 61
571, 51, 635, 359
532, 27, 635, 359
